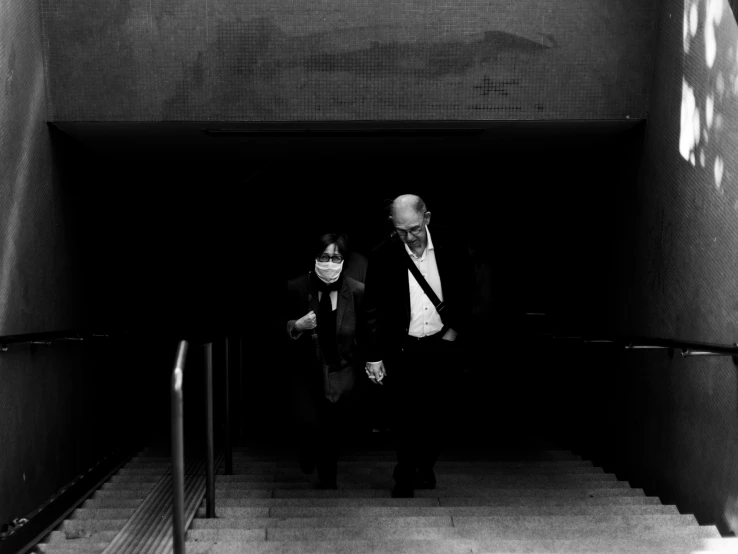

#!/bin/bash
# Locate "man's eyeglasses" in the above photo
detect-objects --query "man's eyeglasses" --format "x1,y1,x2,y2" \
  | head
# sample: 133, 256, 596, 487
316, 254, 344, 263
395, 226, 423, 238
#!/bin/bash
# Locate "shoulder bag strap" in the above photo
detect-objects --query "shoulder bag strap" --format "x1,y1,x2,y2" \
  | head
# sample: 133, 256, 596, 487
404, 253, 445, 314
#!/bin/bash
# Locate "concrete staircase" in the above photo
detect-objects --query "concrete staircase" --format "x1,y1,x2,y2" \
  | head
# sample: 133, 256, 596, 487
188, 444, 732, 554
33, 448, 169, 553
31, 443, 736, 554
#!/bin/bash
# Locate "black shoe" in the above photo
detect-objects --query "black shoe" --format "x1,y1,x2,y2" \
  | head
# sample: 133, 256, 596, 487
391, 484, 414, 498
318, 480, 338, 490
415, 468, 436, 490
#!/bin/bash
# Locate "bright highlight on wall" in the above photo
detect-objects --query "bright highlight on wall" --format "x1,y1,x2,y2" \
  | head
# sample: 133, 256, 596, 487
679, 0, 736, 192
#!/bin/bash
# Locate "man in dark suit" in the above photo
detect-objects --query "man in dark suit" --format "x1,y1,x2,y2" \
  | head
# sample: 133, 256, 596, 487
364, 194, 474, 498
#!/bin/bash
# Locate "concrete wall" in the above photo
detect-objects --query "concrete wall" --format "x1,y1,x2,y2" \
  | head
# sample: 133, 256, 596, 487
39, 0, 658, 121
566, 0, 738, 535
0, 1, 85, 336
0, 0, 166, 527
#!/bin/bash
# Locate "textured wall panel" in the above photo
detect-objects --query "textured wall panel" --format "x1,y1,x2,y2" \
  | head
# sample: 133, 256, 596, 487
610, 0, 738, 534
0, 0, 84, 336
0, 0, 120, 530
40, 0, 658, 121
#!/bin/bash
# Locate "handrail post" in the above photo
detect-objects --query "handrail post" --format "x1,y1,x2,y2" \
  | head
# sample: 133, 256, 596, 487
171, 340, 188, 554
224, 336, 232, 476
238, 334, 244, 444
205, 342, 215, 518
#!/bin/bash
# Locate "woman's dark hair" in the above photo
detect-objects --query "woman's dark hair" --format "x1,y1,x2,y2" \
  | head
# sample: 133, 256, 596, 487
314, 232, 350, 259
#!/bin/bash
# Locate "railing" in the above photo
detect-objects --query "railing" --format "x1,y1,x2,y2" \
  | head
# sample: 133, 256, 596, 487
545, 333, 738, 359
169, 335, 239, 554
0, 330, 114, 351
170, 341, 188, 554
0, 327, 241, 554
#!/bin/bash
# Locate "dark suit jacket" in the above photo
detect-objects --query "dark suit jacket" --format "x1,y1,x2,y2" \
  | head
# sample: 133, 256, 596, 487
364, 225, 474, 365
344, 251, 369, 284
286, 272, 366, 377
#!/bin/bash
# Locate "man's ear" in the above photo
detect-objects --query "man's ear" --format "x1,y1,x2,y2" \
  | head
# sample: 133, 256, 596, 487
425, 211, 431, 225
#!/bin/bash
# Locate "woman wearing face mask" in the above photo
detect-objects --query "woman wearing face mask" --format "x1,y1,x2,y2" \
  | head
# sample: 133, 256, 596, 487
285, 232, 365, 489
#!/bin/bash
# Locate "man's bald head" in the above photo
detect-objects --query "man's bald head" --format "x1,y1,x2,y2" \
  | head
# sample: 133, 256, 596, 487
390, 194, 427, 219
390, 194, 431, 254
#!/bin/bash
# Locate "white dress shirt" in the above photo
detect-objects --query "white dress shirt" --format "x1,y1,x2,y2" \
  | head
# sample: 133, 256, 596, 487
405, 225, 444, 337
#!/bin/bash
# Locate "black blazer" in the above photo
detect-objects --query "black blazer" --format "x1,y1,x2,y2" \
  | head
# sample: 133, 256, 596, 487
286, 272, 365, 375
364, 224, 474, 364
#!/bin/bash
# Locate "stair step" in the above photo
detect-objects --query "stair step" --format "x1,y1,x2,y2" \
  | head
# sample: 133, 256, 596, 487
207, 496, 662, 508
34, 539, 108, 554
220, 471, 615, 480
179, 536, 734, 554
225, 465, 606, 474
211, 474, 611, 486
99, 481, 161, 490
701, 537, 738, 552
268, 487, 641, 498
195, 504, 680, 518
44, 530, 119, 543
185, 524, 719, 542
58, 519, 129, 533
189, 514, 695, 529
208, 483, 631, 494
113, 468, 168, 476
69, 509, 137, 520
123, 458, 172, 469
213, 478, 623, 489
107, 474, 163, 483
439, 496, 661, 506
81, 498, 144, 509
248, 460, 595, 468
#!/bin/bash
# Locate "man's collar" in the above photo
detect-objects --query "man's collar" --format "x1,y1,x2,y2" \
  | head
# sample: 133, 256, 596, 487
426, 224, 434, 251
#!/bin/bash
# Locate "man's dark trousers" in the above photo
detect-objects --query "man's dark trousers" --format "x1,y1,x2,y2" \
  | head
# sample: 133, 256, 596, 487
387, 331, 457, 488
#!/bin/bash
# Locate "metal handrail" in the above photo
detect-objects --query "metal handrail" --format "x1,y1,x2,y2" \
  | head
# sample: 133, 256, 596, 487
547, 333, 738, 359
0, 331, 108, 351
0, 327, 237, 351
204, 343, 215, 518
171, 339, 222, 554
223, 337, 232, 476
170, 340, 188, 554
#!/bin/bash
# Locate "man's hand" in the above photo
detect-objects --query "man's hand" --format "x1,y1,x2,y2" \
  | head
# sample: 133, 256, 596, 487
365, 361, 386, 385
441, 327, 458, 341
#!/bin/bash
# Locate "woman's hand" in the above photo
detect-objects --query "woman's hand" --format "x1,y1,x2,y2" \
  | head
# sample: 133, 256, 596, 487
295, 310, 317, 332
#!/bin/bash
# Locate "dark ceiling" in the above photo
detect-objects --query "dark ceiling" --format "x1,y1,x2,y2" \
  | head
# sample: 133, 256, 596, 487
52, 120, 642, 161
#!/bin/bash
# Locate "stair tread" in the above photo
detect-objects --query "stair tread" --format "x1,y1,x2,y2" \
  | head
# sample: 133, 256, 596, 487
70, 509, 137, 520
209, 496, 663, 507
189, 514, 696, 529
195, 505, 680, 517
179, 537, 730, 554
269, 487, 643, 498
210, 475, 624, 488
186, 525, 720, 541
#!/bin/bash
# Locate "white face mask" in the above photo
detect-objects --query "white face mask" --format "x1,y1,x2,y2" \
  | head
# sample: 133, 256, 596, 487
315, 260, 343, 284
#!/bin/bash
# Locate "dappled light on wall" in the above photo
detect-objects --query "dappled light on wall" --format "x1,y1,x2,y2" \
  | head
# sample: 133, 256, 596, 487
680, 0, 737, 194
